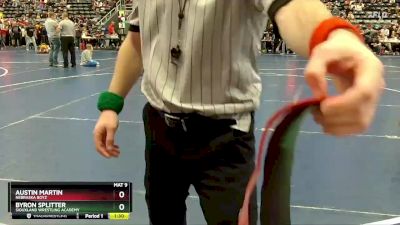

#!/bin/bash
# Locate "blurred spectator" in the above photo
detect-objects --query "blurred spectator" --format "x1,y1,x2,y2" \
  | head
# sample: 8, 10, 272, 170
381, 25, 390, 38
0, 20, 6, 48
332, 6, 340, 16
108, 21, 115, 35
11, 22, 21, 47
25, 23, 37, 51
347, 11, 355, 20
354, 2, 364, 12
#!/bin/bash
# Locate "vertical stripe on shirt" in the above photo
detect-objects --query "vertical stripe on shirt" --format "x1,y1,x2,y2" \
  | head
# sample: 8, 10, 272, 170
132, 0, 288, 132
161, 1, 176, 112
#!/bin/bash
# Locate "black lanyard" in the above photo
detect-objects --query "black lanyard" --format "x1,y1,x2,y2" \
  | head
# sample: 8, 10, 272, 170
171, 0, 188, 61
178, 0, 188, 29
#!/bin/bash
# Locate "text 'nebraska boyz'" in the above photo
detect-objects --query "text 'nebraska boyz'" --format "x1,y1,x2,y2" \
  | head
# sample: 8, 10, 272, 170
15, 190, 63, 200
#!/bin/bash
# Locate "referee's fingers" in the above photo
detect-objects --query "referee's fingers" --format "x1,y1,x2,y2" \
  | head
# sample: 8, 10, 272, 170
109, 146, 121, 158
106, 127, 116, 151
304, 48, 330, 98
305, 38, 363, 99
93, 126, 111, 158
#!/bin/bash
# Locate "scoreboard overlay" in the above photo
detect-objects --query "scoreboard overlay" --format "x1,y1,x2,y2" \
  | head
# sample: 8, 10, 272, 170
8, 182, 132, 220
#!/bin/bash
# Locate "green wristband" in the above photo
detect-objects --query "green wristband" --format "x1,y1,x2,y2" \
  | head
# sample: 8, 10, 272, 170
97, 92, 124, 114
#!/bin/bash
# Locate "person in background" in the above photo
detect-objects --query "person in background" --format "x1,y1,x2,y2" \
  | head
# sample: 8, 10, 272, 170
25, 23, 37, 51
4, 25, 10, 47
34, 22, 42, 44
347, 11, 355, 21
0, 21, 6, 49
332, 6, 340, 16
364, 25, 377, 50
58, 12, 76, 68
20, 25, 26, 46
0, 20, 3, 33
41, 24, 48, 44
80, 44, 99, 67
108, 21, 115, 35
11, 22, 21, 47
81, 26, 89, 38
44, 12, 61, 67
372, 37, 384, 54
381, 25, 390, 38
38, 42, 50, 54
75, 25, 82, 50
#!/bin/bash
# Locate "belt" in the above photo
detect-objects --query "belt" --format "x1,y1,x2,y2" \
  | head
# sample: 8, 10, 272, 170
157, 110, 236, 132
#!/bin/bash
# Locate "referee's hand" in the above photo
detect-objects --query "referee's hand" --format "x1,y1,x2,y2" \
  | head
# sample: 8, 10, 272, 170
93, 110, 121, 158
305, 29, 385, 136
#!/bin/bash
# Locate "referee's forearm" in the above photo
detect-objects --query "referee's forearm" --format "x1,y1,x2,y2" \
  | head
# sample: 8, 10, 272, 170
275, 0, 332, 57
108, 32, 143, 98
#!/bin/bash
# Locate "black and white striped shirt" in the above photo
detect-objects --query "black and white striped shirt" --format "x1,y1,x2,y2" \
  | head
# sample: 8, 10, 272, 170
130, 0, 290, 132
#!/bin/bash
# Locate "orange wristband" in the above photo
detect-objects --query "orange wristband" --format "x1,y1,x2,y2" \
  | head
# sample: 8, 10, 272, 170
309, 17, 364, 56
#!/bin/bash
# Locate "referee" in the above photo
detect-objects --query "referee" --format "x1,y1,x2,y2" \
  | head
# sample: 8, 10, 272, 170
58, 13, 76, 68
94, 0, 384, 224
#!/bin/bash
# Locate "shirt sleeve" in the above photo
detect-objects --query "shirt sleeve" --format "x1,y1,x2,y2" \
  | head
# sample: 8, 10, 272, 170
128, 7, 140, 33
267, 0, 293, 24
265, 0, 293, 38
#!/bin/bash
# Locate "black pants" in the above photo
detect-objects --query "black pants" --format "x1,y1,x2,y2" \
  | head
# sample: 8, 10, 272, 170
142, 103, 258, 225
60, 36, 76, 67
13, 35, 20, 47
